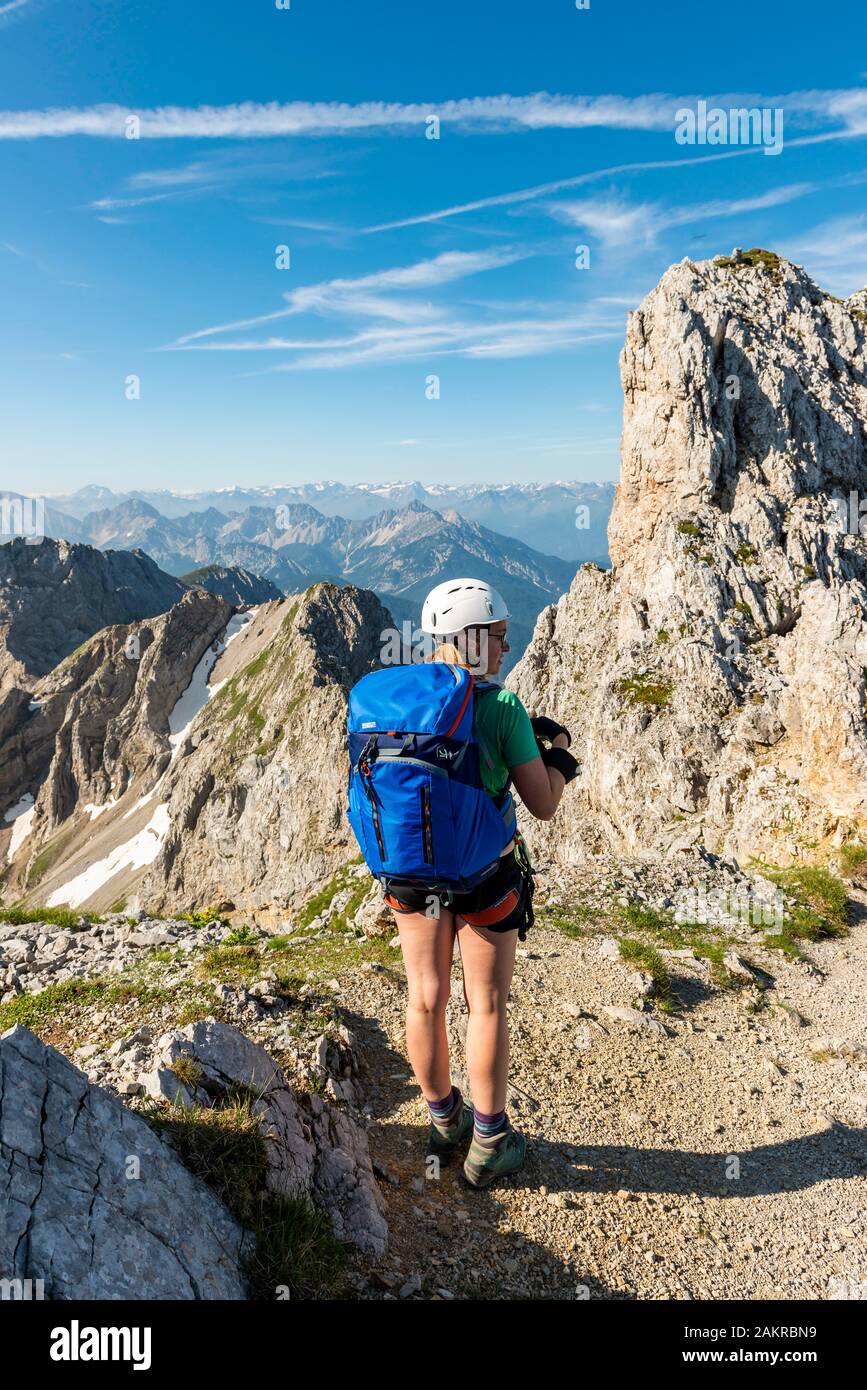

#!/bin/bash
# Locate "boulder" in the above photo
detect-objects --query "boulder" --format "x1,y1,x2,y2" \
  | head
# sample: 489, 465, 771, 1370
0, 1024, 250, 1299
148, 1020, 387, 1256
510, 251, 867, 866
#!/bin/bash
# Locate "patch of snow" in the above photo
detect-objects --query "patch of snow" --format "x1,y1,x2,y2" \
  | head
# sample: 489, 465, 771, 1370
46, 804, 171, 908
122, 788, 158, 820
82, 798, 117, 821
168, 608, 261, 757
166, 611, 252, 753
168, 647, 221, 758
207, 608, 260, 697
5, 794, 35, 861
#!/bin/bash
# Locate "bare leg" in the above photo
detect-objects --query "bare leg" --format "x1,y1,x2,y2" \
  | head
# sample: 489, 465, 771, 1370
455, 922, 518, 1114
393, 907, 457, 1101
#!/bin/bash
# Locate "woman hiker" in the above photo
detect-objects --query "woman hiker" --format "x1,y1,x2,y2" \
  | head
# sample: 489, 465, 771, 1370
384, 579, 579, 1189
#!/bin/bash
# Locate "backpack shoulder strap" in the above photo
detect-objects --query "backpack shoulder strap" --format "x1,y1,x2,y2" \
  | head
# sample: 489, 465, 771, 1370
472, 679, 500, 770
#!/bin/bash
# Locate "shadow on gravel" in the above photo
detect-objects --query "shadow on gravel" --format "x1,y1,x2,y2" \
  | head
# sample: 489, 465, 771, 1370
667, 972, 716, 1012
340, 1007, 631, 1299
846, 890, 867, 930
523, 1126, 867, 1200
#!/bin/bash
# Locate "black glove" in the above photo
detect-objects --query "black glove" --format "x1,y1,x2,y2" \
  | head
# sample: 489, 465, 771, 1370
531, 715, 571, 748
540, 744, 580, 784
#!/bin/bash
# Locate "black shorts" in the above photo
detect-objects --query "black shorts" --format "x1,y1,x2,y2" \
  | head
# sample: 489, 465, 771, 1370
383, 847, 533, 934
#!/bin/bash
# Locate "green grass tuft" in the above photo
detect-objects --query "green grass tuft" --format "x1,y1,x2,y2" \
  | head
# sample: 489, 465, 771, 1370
615, 903, 739, 987
617, 937, 678, 1012
297, 858, 366, 931
0, 905, 98, 930
615, 673, 673, 710
544, 903, 595, 938
222, 925, 259, 946
840, 843, 867, 880
174, 909, 230, 930
714, 248, 784, 284
144, 1086, 345, 1299
762, 865, 849, 934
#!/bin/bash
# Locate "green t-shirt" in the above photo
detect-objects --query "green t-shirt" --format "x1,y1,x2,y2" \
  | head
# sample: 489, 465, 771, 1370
473, 687, 540, 797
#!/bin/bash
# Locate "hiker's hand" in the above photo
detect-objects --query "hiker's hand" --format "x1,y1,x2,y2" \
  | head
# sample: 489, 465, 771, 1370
536, 731, 570, 758
531, 715, 571, 748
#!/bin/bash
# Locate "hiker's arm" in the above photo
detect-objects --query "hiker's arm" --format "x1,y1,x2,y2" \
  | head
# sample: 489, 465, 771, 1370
510, 732, 575, 821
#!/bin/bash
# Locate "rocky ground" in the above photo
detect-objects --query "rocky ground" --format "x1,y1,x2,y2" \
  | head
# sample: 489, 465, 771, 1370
343, 858, 867, 1301
2, 850, 865, 1300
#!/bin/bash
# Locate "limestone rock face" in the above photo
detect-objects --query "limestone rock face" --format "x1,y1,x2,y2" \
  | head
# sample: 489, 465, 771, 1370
0, 588, 232, 903
140, 583, 389, 915
181, 564, 284, 606
0, 538, 188, 691
1, 582, 388, 914
145, 1020, 387, 1256
0, 1024, 250, 1299
510, 252, 867, 864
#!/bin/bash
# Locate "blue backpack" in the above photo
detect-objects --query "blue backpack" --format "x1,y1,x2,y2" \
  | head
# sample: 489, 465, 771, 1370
346, 662, 517, 893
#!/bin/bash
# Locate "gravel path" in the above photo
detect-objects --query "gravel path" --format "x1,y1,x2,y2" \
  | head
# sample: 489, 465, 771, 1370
343, 885, 867, 1301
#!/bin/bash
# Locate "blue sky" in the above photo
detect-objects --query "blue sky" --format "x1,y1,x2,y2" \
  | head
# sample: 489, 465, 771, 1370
3, 0, 867, 496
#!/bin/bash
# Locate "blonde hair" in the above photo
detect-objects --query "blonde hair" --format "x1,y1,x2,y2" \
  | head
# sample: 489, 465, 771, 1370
428, 632, 489, 672
429, 639, 471, 667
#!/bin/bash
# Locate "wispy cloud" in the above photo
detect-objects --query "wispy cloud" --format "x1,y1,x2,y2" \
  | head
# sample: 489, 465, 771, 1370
173, 310, 623, 370
545, 196, 653, 246
165, 245, 624, 369
780, 214, 867, 295
363, 147, 771, 233
287, 319, 620, 370
0, 0, 35, 23
546, 182, 817, 246
90, 191, 176, 210
90, 147, 341, 216
0, 94, 680, 139
251, 216, 346, 233
2, 88, 867, 141
172, 249, 527, 345
126, 159, 227, 190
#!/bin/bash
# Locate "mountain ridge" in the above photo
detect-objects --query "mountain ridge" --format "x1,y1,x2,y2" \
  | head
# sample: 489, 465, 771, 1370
510, 248, 867, 865
42, 480, 613, 562
39, 499, 577, 670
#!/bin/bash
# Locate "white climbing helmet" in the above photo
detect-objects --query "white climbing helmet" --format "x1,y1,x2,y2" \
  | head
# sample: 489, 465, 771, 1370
421, 578, 509, 636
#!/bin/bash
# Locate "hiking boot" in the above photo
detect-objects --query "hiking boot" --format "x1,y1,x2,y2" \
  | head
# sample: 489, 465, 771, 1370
426, 1100, 474, 1163
462, 1120, 527, 1189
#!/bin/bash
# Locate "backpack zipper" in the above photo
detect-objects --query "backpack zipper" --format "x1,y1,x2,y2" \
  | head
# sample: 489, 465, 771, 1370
420, 783, 433, 863
360, 765, 386, 858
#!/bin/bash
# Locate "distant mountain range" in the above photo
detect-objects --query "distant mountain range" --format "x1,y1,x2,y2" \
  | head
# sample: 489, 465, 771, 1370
178, 565, 283, 606
43, 480, 614, 564
0, 538, 189, 690
11, 495, 581, 670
